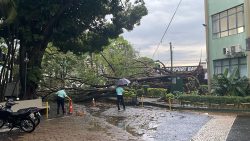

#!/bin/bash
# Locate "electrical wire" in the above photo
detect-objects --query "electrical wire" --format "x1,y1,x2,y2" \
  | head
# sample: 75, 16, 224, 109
152, 0, 183, 58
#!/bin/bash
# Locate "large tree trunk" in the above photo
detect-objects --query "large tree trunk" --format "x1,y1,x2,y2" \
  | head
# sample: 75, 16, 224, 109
18, 1, 63, 99
19, 42, 47, 99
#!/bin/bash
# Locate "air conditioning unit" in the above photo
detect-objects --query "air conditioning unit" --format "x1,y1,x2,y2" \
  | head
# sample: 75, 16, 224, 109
231, 45, 242, 53
223, 47, 230, 55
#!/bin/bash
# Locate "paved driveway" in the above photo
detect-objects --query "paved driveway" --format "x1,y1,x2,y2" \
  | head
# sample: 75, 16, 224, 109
0, 102, 245, 141
0, 114, 139, 141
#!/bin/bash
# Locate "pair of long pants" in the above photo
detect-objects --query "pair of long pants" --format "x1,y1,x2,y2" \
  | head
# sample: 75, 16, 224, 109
57, 96, 65, 114
117, 95, 125, 110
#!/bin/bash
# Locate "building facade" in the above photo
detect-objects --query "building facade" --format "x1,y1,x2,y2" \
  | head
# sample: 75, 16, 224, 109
205, 0, 250, 90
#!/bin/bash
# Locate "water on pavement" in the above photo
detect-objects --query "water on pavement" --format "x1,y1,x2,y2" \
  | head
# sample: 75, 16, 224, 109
0, 101, 212, 141
86, 102, 211, 141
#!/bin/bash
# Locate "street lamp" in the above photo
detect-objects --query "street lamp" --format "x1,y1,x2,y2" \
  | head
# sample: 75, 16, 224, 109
24, 53, 29, 96
0, 18, 4, 24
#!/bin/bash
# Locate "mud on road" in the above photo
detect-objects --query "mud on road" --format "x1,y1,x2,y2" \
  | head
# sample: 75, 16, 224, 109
0, 102, 211, 141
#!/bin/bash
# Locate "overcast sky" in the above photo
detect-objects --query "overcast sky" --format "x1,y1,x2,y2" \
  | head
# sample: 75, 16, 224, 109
122, 0, 206, 66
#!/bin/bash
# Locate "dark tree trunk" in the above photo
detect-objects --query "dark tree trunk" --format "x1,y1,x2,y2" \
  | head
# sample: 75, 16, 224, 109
19, 41, 47, 99
18, 40, 26, 99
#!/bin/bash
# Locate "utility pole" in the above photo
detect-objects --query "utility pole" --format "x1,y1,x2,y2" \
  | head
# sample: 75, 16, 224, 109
170, 42, 173, 93
170, 42, 173, 73
204, 0, 211, 92
24, 53, 29, 97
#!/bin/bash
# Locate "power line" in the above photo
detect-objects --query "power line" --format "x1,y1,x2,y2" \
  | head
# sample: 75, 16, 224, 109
152, 0, 183, 58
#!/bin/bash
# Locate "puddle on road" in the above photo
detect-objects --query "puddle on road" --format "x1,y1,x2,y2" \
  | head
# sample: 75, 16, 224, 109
84, 103, 148, 136
142, 133, 155, 141
105, 116, 145, 137
87, 105, 161, 138
84, 102, 142, 136
86, 120, 104, 131
80, 101, 211, 141
106, 116, 127, 129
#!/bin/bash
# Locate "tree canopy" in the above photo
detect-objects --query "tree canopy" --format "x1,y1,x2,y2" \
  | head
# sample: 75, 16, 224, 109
40, 37, 156, 93
98, 37, 156, 78
0, 0, 148, 99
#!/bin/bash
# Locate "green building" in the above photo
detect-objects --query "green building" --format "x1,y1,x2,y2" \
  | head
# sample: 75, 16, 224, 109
204, 0, 250, 90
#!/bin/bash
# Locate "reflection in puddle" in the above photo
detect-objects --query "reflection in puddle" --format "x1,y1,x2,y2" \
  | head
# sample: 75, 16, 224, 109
142, 133, 155, 141
82, 102, 211, 141
86, 119, 104, 131
106, 116, 142, 136
105, 114, 159, 138
106, 116, 126, 129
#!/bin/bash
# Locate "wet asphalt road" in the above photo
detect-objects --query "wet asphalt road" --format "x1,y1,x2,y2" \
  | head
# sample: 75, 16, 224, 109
87, 103, 211, 141
226, 115, 250, 141
1, 101, 249, 141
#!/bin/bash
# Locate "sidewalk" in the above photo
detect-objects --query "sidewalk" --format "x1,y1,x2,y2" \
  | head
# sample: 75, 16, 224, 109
0, 105, 141, 141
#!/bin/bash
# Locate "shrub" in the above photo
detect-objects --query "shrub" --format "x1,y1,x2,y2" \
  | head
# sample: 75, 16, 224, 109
165, 93, 175, 100
240, 96, 250, 103
136, 89, 144, 97
212, 68, 249, 96
147, 88, 167, 98
172, 91, 183, 99
178, 95, 247, 105
199, 85, 208, 94
124, 89, 136, 98
190, 90, 199, 95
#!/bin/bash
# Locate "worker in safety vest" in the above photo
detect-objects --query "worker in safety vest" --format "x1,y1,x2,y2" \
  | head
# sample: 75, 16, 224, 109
56, 88, 71, 115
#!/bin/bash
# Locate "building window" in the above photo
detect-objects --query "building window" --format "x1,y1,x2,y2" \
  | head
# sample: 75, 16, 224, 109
212, 4, 244, 39
213, 57, 247, 77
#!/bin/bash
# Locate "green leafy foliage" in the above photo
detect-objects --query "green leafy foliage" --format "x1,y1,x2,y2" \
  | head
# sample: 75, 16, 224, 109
124, 89, 136, 98
178, 95, 250, 105
28, 67, 42, 85
41, 44, 108, 88
41, 37, 156, 89
0, 0, 17, 26
135, 89, 144, 97
41, 38, 165, 96
0, 0, 148, 98
165, 93, 175, 100
8, 0, 148, 54
96, 36, 156, 78
147, 88, 167, 98
211, 68, 249, 96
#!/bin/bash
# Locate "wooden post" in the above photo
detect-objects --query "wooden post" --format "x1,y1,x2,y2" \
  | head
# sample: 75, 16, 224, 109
141, 95, 144, 107
168, 98, 172, 111
46, 101, 49, 119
